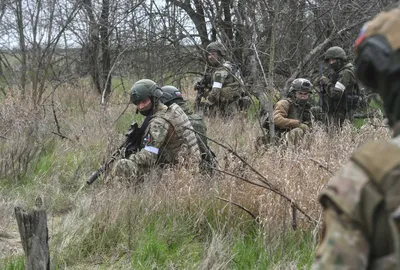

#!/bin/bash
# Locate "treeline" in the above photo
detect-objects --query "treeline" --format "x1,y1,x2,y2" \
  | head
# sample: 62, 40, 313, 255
0, 0, 396, 106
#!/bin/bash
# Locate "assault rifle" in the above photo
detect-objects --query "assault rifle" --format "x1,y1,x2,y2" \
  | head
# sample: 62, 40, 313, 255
319, 63, 325, 112
194, 74, 212, 110
87, 121, 143, 185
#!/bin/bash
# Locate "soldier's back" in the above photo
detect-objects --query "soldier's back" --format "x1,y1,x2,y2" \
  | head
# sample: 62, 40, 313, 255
313, 137, 400, 269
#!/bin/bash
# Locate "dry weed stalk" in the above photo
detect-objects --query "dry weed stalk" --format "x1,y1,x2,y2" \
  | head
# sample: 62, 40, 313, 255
0, 84, 392, 263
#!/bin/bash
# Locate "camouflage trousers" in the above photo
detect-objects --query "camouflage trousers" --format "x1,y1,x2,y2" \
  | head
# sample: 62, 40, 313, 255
311, 106, 347, 127
204, 101, 240, 118
283, 127, 307, 146
109, 158, 142, 185
255, 127, 309, 149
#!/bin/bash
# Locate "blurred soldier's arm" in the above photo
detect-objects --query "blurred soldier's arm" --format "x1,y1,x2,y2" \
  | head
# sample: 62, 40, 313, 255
322, 70, 353, 99
205, 68, 229, 105
273, 100, 301, 129
303, 107, 313, 128
129, 117, 170, 166
312, 161, 371, 270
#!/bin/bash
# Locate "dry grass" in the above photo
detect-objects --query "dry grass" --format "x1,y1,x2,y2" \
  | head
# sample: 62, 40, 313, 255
0, 83, 390, 269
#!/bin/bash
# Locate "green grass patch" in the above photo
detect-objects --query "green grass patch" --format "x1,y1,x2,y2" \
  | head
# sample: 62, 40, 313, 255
115, 112, 145, 135
55, 194, 315, 269
111, 77, 133, 96
130, 217, 203, 269
1, 256, 25, 270
231, 229, 315, 269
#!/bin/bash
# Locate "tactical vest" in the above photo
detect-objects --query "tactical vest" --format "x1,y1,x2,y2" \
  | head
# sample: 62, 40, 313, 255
173, 100, 213, 163
328, 63, 360, 114
274, 98, 311, 134
161, 103, 200, 163
213, 61, 243, 102
187, 114, 209, 159
287, 99, 312, 123
324, 140, 400, 269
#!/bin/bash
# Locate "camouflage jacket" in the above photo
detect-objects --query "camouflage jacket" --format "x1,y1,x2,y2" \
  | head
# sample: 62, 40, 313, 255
273, 98, 312, 131
173, 99, 210, 162
312, 137, 400, 270
324, 63, 359, 115
130, 103, 200, 167
206, 61, 244, 104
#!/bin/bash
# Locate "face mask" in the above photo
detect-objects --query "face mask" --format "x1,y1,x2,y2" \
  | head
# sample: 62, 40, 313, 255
139, 109, 153, 116
330, 60, 342, 71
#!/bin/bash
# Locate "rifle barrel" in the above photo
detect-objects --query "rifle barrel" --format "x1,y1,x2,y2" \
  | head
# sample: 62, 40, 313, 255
87, 168, 104, 185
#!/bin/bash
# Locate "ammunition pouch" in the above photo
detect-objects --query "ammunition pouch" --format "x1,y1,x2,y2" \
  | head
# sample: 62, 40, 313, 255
220, 85, 241, 102
346, 94, 362, 109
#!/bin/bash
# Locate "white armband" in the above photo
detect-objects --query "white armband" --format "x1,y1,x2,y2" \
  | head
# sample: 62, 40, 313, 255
144, 146, 159, 154
212, 82, 223, 89
334, 81, 346, 92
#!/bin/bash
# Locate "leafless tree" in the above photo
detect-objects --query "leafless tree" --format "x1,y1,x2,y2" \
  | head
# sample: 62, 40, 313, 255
0, 0, 80, 106
0, 0, 397, 109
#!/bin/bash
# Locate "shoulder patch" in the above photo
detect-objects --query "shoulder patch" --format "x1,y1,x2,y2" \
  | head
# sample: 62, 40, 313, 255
213, 68, 229, 83
319, 160, 370, 218
351, 140, 400, 184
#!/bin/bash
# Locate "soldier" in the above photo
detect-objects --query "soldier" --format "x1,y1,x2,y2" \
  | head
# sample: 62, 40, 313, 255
273, 78, 313, 146
317, 46, 360, 126
159, 85, 216, 173
110, 79, 201, 183
203, 41, 246, 116
312, 8, 400, 269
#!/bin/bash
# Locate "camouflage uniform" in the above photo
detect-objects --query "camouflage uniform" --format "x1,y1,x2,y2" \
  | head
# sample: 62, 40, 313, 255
312, 138, 400, 270
273, 78, 313, 146
111, 81, 200, 183
160, 86, 216, 173
206, 61, 244, 116
312, 8, 400, 269
273, 98, 312, 146
318, 47, 360, 126
204, 42, 245, 116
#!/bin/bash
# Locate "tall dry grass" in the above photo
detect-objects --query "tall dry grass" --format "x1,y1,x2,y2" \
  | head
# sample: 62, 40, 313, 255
0, 83, 390, 269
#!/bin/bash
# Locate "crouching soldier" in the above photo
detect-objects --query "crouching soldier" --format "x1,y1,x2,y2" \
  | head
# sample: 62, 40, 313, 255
110, 79, 201, 184
273, 78, 313, 146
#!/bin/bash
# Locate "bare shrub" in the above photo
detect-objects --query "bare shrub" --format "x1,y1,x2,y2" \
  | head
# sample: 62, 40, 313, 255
0, 94, 49, 181
0, 85, 391, 267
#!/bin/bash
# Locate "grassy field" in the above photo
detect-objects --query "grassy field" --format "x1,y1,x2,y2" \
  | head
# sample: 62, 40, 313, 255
0, 81, 390, 269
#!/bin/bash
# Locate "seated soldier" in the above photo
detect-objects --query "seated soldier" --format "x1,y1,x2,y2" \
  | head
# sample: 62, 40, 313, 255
273, 78, 313, 146
110, 79, 200, 184
159, 86, 216, 173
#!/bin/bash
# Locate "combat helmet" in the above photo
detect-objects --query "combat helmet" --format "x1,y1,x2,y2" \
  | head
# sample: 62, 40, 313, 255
130, 79, 163, 105
160, 86, 184, 106
206, 41, 226, 56
324, 46, 347, 61
354, 8, 400, 127
289, 78, 313, 94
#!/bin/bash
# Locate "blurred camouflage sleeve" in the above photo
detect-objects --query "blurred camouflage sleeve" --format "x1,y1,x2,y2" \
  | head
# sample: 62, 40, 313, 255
326, 70, 353, 99
129, 117, 170, 166
207, 68, 229, 104
312, 160, 371, 269
273, 100, 300, 129
312, 206, 370, 270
